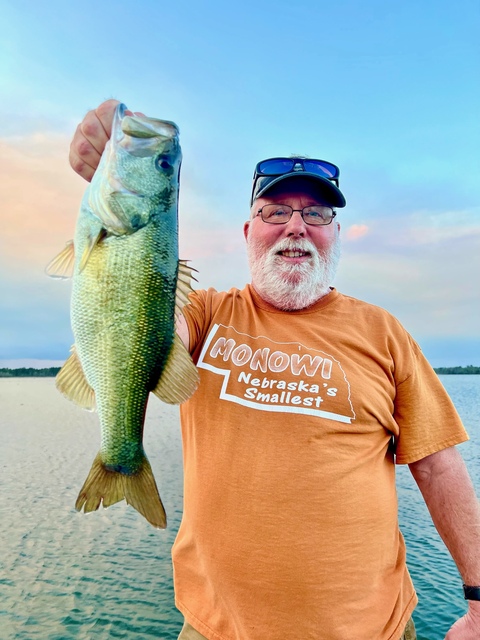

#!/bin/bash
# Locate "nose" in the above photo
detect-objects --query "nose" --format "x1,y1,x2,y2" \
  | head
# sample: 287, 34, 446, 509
284, 210, 306, 236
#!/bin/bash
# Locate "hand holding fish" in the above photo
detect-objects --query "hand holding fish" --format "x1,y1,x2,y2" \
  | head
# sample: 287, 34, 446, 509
69, 99, 145, 182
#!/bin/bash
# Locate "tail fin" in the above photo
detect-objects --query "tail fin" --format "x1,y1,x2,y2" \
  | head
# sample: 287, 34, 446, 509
75, 452, 167, 528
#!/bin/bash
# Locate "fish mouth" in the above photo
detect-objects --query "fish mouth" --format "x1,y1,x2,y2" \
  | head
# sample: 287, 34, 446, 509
111, 104, 180, 159
113, 103, 179, 140
118, 118, 180, 159
122, 115, 179, 140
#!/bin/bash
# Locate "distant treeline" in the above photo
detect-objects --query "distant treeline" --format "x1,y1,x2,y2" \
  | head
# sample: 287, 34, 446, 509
0, 367, 61, 377
433, 365, 480, 375
1, 365, 480, 378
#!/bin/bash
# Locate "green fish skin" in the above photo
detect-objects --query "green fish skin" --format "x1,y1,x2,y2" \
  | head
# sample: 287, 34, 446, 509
48, 104, 199, 528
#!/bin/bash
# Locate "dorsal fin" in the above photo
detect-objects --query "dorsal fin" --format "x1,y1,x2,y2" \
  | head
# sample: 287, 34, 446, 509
175, 260, 198, 318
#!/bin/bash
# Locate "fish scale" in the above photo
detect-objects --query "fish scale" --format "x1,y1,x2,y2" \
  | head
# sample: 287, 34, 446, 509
74, 237, 174, 471
47, 104, 199, 527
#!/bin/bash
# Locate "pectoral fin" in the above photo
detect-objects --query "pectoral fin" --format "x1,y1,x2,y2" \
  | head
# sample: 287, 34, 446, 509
79, 228, 107, 272
45, 240, 75, 279
152, 332, 199, 404
56, 346, 96, 411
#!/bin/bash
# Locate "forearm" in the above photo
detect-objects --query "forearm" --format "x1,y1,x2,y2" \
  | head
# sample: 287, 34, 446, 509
409, 447, 480, 587
176, 313, 190, 349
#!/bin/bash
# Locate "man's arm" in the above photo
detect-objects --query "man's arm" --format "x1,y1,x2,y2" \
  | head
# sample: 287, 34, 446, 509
409, 446, 480, 638
176, 313, 190, 350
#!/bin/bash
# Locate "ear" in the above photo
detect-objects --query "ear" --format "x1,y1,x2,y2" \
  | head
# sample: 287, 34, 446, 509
243, 221, 250, 242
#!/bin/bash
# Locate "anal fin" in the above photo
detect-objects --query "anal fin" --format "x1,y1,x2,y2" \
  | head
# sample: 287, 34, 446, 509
56, 346, 96, 411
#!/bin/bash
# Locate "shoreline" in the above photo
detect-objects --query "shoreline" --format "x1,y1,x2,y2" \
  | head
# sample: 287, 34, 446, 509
1, 366, 480, 377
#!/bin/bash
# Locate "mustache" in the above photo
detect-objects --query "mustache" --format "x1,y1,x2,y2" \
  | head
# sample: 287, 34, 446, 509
266, 237, 319, 258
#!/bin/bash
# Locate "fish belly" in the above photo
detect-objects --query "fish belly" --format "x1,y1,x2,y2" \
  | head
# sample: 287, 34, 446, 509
72, 221, 177, 472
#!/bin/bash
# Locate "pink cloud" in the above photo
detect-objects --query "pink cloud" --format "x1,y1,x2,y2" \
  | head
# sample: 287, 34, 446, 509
0, 134, 85, 273
345, 224, 369, 241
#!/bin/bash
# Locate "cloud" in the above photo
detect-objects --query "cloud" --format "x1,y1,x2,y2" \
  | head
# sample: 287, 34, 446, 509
334, 198, 480, 343
0, 133, 85, 273
345, 224, 369, 241
406, 209, 480, 246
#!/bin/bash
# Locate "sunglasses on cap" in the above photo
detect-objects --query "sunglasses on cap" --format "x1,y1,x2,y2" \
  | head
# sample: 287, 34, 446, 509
251, 157, 346, 208
254, 157, 340, 185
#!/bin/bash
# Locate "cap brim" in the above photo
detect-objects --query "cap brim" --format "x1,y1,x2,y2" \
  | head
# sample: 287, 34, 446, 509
251, 173, 346, 208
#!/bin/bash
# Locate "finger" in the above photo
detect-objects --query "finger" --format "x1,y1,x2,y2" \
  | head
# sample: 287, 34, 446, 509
80, 110, 110, 156
95, 98, 121, 138
69, 148, 96, 182
69, 127, 100, 181
71, 124, 102, 167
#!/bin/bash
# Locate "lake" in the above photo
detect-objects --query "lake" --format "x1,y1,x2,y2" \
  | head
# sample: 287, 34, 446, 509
0, 375, 479, 640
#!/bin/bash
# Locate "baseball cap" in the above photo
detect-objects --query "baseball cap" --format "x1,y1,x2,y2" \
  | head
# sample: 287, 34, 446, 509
251, 157, 346, 208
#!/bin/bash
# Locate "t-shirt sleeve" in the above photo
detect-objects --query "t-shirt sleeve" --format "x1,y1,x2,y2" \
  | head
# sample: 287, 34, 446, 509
393, 340, 469, 464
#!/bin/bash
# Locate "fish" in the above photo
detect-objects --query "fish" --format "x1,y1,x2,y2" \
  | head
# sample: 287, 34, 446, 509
47, 103, 199, 528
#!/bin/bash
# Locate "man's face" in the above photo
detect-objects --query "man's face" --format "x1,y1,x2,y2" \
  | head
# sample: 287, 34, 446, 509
244, 180, 341, 310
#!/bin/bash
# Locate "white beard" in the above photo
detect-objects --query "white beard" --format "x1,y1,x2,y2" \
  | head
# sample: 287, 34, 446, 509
247, 231, 341, 311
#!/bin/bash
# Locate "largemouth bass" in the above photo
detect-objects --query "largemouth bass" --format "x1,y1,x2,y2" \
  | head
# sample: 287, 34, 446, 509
47, 103, 199, 528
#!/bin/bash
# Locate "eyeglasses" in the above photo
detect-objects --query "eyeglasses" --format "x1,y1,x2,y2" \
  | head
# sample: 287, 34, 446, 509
256, 204, 336, 226
254, 157, 340, 187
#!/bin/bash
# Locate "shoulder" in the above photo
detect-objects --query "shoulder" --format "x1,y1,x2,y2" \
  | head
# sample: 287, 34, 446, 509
336, 291, 392, 314
335, 292, 408, 329
333, 292, 421, 364
189, 286, 250, 310
184, 286, 250, 328
182, 286, 251, 354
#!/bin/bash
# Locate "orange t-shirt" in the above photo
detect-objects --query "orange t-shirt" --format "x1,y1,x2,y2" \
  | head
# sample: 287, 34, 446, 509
173, 286, 468, 640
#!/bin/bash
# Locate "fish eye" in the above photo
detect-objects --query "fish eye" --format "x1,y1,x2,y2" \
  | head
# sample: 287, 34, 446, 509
155, 156, 171, 171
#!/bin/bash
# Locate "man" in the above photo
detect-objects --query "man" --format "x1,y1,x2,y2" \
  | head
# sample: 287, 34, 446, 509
70, 99, 480, 640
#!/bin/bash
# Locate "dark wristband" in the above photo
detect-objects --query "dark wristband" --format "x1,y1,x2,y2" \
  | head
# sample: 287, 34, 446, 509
463, 584, 480, 601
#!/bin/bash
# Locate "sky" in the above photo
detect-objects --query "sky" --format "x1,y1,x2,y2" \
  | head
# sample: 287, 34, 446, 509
1, 0, 479, 368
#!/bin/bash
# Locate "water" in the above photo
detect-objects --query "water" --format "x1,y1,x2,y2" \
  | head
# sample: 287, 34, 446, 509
397, 375, 480, 640
0, 375, 479, 640
0, 379, 185, 640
